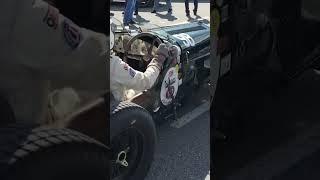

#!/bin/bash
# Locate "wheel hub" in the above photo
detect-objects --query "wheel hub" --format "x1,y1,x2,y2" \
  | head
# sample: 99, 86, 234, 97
116, 147, 130, 167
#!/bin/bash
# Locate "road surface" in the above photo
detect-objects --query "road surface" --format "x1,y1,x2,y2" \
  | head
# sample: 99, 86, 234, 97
146, 112, 210, 180
145, 81, 211, 180
111, 0, 210, 29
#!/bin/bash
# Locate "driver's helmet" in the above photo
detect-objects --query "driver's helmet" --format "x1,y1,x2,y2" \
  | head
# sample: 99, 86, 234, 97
110, 19, 116, 50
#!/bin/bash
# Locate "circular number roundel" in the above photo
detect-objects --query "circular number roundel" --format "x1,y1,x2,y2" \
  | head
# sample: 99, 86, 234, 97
160, 67, 179, 106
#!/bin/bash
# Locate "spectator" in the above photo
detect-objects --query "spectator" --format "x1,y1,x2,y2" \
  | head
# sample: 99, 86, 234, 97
185, 0, 198, 16
123, 0, 139, 15
151, 0, 172, 13
123, 0, 137, 25
135, 0, 139, 15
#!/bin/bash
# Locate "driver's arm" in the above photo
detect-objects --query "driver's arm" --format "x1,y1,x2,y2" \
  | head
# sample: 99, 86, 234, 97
11, 0, 107, 91
110, 55, 160, 91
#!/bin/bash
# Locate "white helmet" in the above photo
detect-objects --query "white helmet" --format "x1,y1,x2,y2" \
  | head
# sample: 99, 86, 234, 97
110, 19, 115, 50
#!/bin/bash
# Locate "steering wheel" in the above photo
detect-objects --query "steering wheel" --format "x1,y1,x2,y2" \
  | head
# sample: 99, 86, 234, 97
123, 32, 180, 108
123, 32, 163, 66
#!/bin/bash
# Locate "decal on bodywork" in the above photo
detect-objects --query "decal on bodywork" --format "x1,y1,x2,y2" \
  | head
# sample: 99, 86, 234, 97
173, 33, 195, 48
160, 67, 179, 106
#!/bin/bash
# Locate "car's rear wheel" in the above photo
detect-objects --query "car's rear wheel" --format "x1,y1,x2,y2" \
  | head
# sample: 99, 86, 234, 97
110, 102, 156, 180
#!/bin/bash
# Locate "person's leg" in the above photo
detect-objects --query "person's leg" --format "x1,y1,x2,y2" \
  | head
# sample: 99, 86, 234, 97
130, 0, 137, 23
122, 0, 127, 14
124, 0, 134, 24
167, 0, 172, 11
185, 0, 190, 16
152, 0, 159, 12
124, 0, 127, 10
193, 0, 198, 15
135, 0, 139, 15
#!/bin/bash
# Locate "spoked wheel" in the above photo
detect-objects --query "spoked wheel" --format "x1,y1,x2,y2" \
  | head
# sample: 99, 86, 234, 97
111, 128, 143, 180
110, 102, 156, 180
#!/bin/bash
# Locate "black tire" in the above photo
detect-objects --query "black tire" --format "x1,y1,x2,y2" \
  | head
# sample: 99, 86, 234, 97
0, 124, 109, 180
110, 102, 156, 180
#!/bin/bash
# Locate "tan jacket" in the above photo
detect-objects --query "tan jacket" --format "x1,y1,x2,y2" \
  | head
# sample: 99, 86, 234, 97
0, 0, 107, 124
110, 55, 160, 101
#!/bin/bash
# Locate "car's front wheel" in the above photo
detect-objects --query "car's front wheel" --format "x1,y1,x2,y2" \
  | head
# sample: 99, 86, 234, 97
110, 102, 156, 180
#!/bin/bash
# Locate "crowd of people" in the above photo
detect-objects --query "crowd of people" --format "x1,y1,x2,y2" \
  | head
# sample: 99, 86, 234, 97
122, 0, 199, 26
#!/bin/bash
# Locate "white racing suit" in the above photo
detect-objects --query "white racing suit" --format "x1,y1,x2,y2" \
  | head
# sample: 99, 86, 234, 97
110, 54, 160, 101
0, 0, 107, 124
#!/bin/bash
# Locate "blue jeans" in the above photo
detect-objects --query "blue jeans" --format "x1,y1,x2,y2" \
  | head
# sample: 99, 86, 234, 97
135, 0, 139, 12
123, 0, 136, 24
185, 0, 198, 12
153, 0, 172, 10
124, 0, 139, 12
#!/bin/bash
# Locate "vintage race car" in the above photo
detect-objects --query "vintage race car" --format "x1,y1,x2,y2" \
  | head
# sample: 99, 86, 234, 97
113, 19, 210, 113
109, 18, 210, 179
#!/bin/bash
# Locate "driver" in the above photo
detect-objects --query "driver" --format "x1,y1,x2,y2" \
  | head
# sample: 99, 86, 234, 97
0, 0, 107, 124
110, 20, 172, 101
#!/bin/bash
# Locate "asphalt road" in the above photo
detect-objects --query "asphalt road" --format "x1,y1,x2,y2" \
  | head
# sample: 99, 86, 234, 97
145, 82, 211, 180
146, 111, 210, 180
111, 0, 210, 28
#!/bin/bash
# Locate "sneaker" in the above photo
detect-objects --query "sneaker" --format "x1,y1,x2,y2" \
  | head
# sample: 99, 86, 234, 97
168, 8, 172, 13
122, 11, 124, 14
134, 10, 138, 15
151, 10, 156, 13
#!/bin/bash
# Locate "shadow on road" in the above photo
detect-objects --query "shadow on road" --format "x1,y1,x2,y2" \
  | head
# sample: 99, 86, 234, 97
135, 14, 151, 24
155, 12, 178, 21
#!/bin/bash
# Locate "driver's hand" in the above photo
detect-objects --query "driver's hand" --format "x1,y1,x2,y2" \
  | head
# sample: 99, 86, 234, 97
156, 43, 169, 62
148, 43, 169, 70
169, 45, 180, 59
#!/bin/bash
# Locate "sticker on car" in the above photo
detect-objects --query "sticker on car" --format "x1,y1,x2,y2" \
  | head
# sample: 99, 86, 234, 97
160, 67, 179, 106
173, 33, 195, 48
